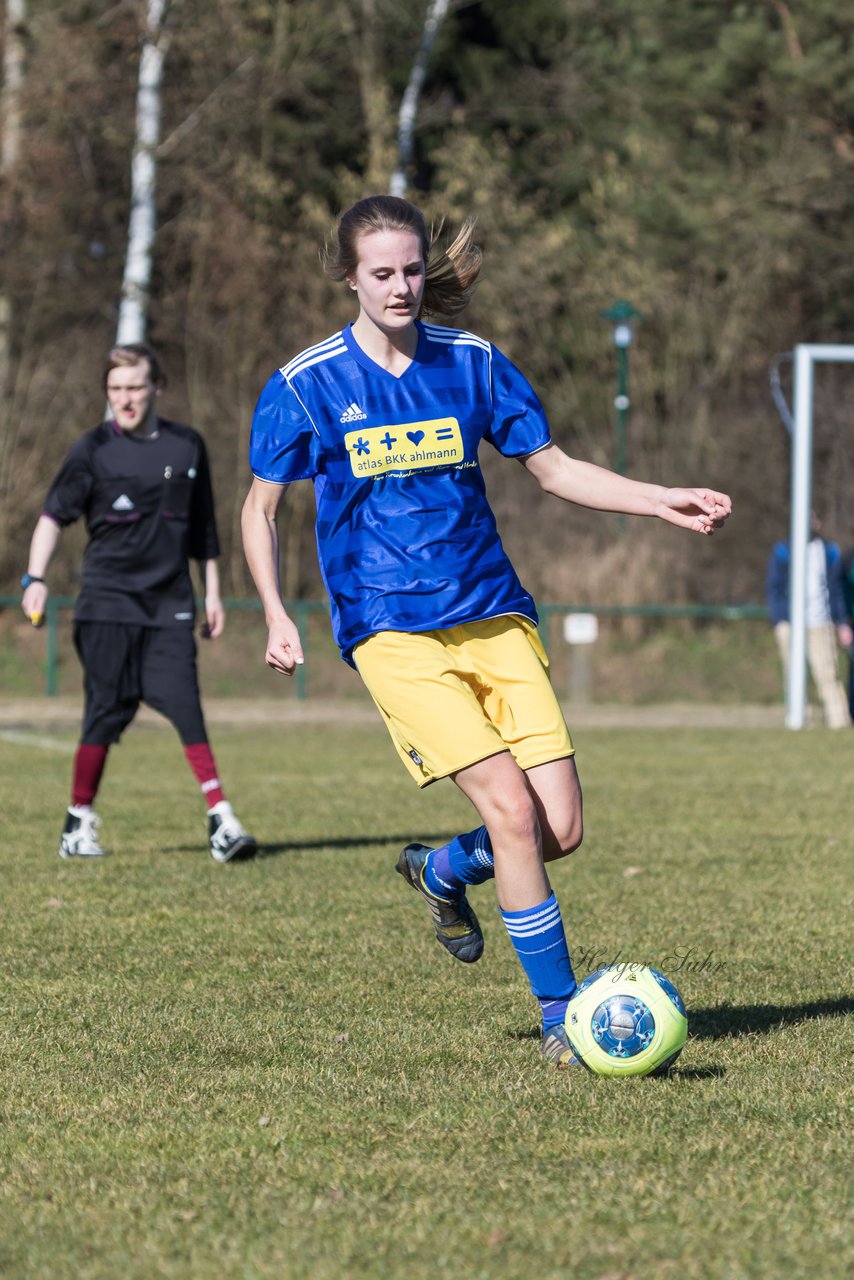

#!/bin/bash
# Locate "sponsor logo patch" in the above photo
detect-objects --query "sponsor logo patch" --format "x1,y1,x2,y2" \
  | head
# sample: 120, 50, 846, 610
345, 418, 464, 477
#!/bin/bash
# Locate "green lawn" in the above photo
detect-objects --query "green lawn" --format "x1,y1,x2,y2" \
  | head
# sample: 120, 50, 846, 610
0, 720, 851, 1280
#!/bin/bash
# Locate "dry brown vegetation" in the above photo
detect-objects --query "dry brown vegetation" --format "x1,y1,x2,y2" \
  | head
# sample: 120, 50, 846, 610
2, 0, 853, 609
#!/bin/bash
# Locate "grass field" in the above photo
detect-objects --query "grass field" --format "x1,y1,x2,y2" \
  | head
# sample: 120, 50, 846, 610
1, 717, 852, 1280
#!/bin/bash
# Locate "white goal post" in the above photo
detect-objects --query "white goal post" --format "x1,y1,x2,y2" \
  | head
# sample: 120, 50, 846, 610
786, 343, 854, 730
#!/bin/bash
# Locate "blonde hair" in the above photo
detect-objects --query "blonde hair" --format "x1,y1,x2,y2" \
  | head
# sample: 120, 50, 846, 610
323, 195, 482, 319
103, 342, 166, 391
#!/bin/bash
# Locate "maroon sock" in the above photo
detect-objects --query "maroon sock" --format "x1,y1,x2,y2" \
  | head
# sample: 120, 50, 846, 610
72, 744, 109, 808
184, 742, 225, 808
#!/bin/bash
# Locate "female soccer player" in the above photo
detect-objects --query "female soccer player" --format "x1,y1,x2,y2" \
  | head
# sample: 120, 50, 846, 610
241, 195, 731, 1066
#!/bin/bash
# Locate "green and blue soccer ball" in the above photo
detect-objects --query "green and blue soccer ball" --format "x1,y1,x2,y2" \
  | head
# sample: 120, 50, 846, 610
564, 964, 688, 1077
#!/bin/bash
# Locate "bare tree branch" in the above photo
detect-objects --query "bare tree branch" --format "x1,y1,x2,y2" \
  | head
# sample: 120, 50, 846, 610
773, 1, 803, 61
158, 53, 259, 159
1, 0, 27, 413
2, 0, 26, 173
115, 0, 171, 344
389, 0, 451, 198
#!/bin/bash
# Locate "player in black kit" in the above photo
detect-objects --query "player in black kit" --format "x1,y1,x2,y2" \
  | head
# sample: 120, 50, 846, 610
20, 342, 256, 863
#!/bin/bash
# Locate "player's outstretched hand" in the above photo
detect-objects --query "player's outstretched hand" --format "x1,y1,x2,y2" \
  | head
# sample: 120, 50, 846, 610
656, 488, 732, 536
265, 615, 305, 676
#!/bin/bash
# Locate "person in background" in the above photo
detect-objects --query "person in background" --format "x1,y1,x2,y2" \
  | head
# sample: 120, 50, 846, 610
20, 342, 257, 861
842, 544, 854, 723
241, 195, 732, 1068
765, 512, 852, 728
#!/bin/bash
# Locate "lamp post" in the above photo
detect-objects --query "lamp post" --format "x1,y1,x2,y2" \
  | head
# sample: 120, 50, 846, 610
602, 299, 639, 475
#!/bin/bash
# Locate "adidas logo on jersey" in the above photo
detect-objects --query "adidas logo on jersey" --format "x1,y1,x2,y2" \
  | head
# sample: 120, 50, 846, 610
112, 494, 135, 511
340, 401, 367, 423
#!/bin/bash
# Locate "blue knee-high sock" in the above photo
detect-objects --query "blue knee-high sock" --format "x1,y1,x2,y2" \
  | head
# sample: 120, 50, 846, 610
422, 826, 495, 898
501, 893, 576, 1031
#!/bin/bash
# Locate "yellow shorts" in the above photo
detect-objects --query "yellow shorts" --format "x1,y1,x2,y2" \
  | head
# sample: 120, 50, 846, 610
353, 615, 574, 787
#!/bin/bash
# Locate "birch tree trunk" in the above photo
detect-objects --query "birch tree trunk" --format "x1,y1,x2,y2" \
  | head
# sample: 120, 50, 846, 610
1, 0, 27, 400
389, 0, 451, 198
115, 0, 170, 345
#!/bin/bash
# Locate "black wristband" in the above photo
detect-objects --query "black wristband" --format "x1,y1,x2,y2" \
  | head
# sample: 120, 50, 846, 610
20, 573, 45, 590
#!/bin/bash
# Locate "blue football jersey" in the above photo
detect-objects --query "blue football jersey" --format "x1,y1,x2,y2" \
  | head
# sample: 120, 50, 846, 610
249, 320, 550, 663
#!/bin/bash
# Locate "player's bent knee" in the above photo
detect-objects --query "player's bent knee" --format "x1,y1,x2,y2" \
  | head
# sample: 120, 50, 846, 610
561, 818, 584, 856
487, 789, 541, 850
543, 814, 584, 861
566, 808, 584, 851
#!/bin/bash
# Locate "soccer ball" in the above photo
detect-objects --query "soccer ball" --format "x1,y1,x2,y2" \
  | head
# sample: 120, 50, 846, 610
564, 964, 688, 1077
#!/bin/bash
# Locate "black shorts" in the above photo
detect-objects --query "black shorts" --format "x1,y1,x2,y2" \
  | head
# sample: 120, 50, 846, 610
73, 622, 208, 746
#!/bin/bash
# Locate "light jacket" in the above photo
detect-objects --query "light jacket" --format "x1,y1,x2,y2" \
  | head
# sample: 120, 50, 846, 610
765, 539, 847, 626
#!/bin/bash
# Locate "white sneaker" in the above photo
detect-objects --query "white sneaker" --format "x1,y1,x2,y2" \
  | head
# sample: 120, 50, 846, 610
59, 808, 108, 859
208, 801, 257, 863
